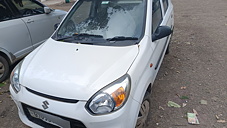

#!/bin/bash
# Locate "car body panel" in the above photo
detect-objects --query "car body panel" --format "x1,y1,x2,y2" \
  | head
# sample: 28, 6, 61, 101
10, 85, 140, 128
0, 0, 66, 82
21, 9, 66, 49
0, 0, 67, 63
0, 19, 33, 58
10, 0, 174, 127
20, 38, 138, 100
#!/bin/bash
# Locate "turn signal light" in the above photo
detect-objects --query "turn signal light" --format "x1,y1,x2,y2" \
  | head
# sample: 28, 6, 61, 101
111, 87, 126, 107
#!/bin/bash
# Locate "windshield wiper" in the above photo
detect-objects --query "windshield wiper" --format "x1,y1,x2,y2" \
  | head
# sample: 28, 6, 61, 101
107, 36, 138, 41
57, 33, 103, 41
74, 33, 103, 38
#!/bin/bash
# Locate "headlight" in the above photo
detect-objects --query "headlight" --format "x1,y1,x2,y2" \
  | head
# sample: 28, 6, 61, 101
86, 74, 131, 115
10, 61, 23, 93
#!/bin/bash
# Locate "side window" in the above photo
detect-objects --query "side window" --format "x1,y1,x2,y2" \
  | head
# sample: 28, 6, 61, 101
12, 0, 44, 17
162, 0, 168, 13
152, 0, 162, 33
0, 1, 14, 21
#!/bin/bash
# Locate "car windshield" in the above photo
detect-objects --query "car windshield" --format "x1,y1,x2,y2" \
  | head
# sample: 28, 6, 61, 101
53, 0, 146, 46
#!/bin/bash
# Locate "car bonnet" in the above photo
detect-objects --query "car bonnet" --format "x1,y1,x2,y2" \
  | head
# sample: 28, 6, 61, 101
19, 38, 139, 101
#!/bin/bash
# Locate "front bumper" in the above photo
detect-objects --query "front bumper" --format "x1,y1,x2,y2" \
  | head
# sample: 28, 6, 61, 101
10, 85, 140, 128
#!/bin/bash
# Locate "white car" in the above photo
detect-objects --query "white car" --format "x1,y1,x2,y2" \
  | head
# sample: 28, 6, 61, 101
10, 0, 174, 128
0, 0, 66, 82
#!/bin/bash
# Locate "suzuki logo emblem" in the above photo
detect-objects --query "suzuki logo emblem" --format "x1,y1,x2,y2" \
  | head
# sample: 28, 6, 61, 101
42, 101, 49, 110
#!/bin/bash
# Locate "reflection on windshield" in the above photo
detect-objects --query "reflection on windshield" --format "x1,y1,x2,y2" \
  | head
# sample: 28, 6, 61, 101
55, 0, 145, 45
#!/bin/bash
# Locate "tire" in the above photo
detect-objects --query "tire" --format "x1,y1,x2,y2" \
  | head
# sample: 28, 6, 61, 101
136, 92, 151, 128
0, 56, 9, 83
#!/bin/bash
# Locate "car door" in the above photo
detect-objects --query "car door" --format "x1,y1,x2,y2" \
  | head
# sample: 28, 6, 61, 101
150, 0, 166, 74
11, 0, 60, 49
149, 0, 173, 82
160, 0, 174, 53
0, 0, 33, 59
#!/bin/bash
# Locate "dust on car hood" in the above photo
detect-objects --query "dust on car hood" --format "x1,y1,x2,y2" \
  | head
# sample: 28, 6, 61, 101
20, 38, 138, 101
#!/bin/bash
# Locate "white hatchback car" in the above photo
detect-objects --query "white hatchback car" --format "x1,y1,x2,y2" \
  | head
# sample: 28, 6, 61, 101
0, 0, 66, 82
10, 0, 174, 128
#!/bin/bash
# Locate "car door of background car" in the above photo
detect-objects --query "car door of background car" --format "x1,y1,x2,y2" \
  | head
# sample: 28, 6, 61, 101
0, 0, 33, 59
11, 0, 59, 49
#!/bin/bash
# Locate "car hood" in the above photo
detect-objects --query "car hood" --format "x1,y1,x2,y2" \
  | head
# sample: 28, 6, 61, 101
20, 38, 138, 101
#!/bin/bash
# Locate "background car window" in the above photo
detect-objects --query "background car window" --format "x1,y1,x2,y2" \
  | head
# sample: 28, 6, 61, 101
12, 0, 44, 16
162, 0, 168, 13
0, 1, 13, 21
152, 0, 162, 33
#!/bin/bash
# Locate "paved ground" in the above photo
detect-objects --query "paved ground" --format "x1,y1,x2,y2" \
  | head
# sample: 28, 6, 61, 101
148, 0, 227, 128
0, 0, 227, 128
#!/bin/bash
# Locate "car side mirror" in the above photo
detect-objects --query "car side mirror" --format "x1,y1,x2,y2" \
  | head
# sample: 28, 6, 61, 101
44, 7, 52, 14
152, 26, 172, 42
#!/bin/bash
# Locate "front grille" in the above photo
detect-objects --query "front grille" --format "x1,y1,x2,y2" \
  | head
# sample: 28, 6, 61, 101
22, 103, 86, 128
26, 87, 79, 103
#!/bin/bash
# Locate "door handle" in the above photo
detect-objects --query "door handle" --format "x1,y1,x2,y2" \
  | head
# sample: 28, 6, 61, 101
27, 19, 34, 23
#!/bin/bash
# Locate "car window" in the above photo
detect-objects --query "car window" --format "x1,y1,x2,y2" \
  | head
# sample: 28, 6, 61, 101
162, 0, 168, 13
0, 1, 14, 21
55, 0, 146, 46
12, 0, 44, 17
72, 1, 92, 24
152, 0, 162, 33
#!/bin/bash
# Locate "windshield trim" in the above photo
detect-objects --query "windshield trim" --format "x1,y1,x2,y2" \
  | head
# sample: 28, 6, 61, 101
137, 0, 147, 43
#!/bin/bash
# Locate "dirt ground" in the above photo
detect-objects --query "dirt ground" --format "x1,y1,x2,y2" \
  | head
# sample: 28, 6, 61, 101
0, 0, 227, 128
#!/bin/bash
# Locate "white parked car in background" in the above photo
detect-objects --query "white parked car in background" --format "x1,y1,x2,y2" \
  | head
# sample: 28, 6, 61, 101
0, 0, 66, 82
10, 0, 174, 128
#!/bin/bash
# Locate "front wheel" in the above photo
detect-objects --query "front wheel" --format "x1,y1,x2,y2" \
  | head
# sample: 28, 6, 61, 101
136, 92, 151, 128
0, 56, 9, 83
